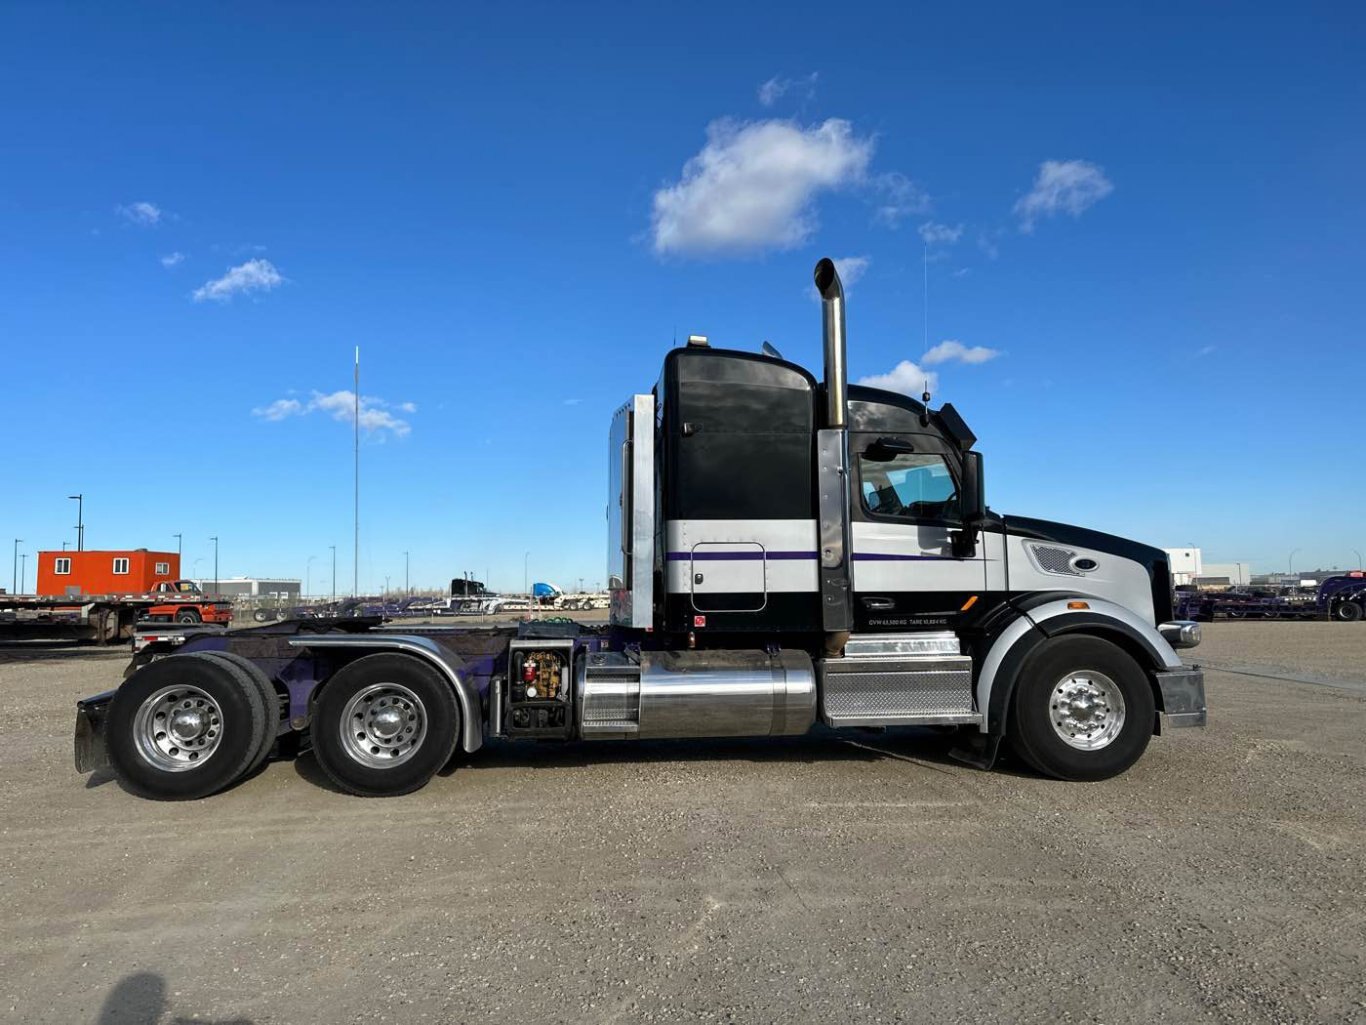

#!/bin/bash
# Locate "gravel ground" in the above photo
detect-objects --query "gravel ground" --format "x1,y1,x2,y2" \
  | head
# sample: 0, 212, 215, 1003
0, 623, 1363, 1025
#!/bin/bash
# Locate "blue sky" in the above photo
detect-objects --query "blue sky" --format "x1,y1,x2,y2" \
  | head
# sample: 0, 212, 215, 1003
2, 2, 1363, 593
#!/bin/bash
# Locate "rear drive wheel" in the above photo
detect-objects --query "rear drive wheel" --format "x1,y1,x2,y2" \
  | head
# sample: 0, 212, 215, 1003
192, 651, 280, 775
107, 653, 268, 799
1334, 601, 1363, 622
310, 653, 460, 797
175, 608, 202, 624
1009, 635, 1155, 782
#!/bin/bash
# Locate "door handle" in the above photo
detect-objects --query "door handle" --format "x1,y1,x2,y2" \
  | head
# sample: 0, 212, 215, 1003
862, 596, 894, 610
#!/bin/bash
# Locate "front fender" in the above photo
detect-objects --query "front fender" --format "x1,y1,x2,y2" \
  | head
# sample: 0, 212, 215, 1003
287, 634, 484, 753
976, 597, 1184, 735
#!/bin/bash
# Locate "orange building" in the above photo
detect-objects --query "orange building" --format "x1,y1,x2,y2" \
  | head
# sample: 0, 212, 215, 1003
35, 549, 181, 597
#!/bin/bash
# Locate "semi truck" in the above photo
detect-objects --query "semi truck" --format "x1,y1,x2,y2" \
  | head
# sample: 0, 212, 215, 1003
72, 258, 1206, 799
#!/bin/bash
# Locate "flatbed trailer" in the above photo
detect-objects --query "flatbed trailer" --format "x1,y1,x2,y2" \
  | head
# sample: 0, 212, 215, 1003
1176, 572, 1366, 622
1, 589, 233, 643
73, 259, 1207, 800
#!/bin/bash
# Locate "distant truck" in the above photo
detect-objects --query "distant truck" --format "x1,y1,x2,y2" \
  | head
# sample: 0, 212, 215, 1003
1, 549, 232, 641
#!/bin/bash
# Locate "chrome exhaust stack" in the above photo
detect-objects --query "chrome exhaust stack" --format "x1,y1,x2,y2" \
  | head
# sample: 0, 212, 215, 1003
813, 258, 853, 639
814, 257, 847, 429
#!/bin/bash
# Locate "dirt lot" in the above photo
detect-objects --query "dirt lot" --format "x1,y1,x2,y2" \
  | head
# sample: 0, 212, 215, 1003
1, 623, 1363, 1025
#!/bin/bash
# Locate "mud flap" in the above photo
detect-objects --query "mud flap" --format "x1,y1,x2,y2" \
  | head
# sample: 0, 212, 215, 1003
74, 691, 116, 773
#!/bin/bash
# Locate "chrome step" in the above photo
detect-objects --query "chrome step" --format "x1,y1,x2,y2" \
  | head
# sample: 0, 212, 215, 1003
843, 631, 961, 658
819, 653, 980, 727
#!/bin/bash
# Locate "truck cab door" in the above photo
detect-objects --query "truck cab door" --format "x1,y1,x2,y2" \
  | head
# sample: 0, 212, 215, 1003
848, 433, 988, 631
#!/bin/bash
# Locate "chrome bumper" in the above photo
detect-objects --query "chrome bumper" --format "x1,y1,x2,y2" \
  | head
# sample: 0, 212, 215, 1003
1159, 620, 1202, 649
1154, 667, 1206, 728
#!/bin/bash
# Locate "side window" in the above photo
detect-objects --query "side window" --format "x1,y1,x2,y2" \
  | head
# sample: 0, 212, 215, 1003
54, 557, 72, 574
858, 449, 960, 522
112, 557, 130, 575
155, 561, 170, 575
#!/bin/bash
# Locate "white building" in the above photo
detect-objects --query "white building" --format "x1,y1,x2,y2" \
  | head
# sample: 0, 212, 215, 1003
1163, 548, 1202, 586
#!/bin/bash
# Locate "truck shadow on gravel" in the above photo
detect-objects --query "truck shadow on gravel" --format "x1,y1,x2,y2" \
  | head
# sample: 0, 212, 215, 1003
0, 640, 128, 664
95, 971, 252, 1024
289, 726, 1035, 793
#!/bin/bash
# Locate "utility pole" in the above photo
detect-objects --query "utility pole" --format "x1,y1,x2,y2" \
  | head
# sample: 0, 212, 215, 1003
329, 545, 337, 601
354, 346, 360, 598
68, 494, 84, 551
174, 533, 182, 557
210, 536, 219, 595
404, 550, 409, 595
11, 538, 21, 595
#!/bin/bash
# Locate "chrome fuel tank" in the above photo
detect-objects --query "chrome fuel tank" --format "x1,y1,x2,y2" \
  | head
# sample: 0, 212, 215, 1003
577, 649, 816, 740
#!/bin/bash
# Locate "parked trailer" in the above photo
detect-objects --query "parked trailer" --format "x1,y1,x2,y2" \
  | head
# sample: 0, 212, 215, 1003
1176, 572, 1366, 622
1, 584, 233, 643
73, 259, 1206, 799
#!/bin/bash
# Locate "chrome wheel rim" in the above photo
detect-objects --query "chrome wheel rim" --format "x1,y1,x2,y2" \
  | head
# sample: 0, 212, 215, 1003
134, 685, 224, 771
339, 683, 427, 768
1048, 670, 1125, 751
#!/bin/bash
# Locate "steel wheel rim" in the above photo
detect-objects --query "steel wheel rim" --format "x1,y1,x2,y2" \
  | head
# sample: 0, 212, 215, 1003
1048, 670, 1126, 751
133, 685, 225, 771
339, 683, 428, 768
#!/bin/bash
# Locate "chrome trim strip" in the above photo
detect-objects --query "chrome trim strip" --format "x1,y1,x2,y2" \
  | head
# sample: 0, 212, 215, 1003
287, 634, 483, 752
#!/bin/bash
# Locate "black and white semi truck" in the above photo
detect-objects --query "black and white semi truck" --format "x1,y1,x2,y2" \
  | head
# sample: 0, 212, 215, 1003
73, 258, 1205, 799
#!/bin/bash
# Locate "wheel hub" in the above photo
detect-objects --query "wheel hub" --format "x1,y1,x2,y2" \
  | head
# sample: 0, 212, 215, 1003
133, 686, 224, 771
340, 684, 428, 768
1049, 671, 1126, 751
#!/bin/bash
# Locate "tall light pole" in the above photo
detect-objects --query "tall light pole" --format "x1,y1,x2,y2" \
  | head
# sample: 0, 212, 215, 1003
209, 536, 219, 594
1288, 548, 1300, 577
404, 550, 409, 595
192, 557, 204, 583
329, 545, 336, 601
1354, 549, 1364, 570
68, 494, 84, 551
524, 551, 530, 595
306, 554, 317, 598
11, 538, 21, 595
173, 533, 182, 556
19, 552, 27, 595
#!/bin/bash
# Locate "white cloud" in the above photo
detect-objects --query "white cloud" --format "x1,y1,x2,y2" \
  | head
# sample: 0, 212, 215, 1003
116, 201, 162, 225
918, 222, 964, 246
651, 118, 874, 256
253, 389, 414, 438
193, 259, 284, 303
872, 172, 930, 227
160, 252, 185, 268
757, 72, 818, 107
1014, 159, 1114, 232
858, 360, 938, 397
1195, 345, 1216, 357
978, 232, 1001, 260
252, 398, 303, 421
923, 339, 1000, 365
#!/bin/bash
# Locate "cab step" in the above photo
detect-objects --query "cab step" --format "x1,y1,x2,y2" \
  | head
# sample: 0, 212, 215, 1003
819, 632, 981, 727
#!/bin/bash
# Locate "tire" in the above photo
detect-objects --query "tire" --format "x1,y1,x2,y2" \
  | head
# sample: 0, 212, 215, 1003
106, 653, 268, 800
192, 651, 280, 775
1008, 635, 1155, 782
252, 609, 270, 623
310, 653, 460, 797
175, 609, 202, 624
1335, 601, 1363, 623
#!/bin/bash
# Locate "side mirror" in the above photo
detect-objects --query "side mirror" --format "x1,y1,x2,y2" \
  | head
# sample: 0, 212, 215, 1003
961, 450, 986, 524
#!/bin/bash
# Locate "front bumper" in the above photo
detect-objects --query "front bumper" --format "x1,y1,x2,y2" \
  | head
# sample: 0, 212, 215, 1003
1154, 667, 1206, 728
74, 691, 115, 773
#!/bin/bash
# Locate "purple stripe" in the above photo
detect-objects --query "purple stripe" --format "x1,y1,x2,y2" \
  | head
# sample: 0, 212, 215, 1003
665, 551, 817, 561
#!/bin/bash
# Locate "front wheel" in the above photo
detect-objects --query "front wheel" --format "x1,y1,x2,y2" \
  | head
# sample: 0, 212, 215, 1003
175, 608, 202, 624
311, 653, 460, 796
1009, 636, 1155, 781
